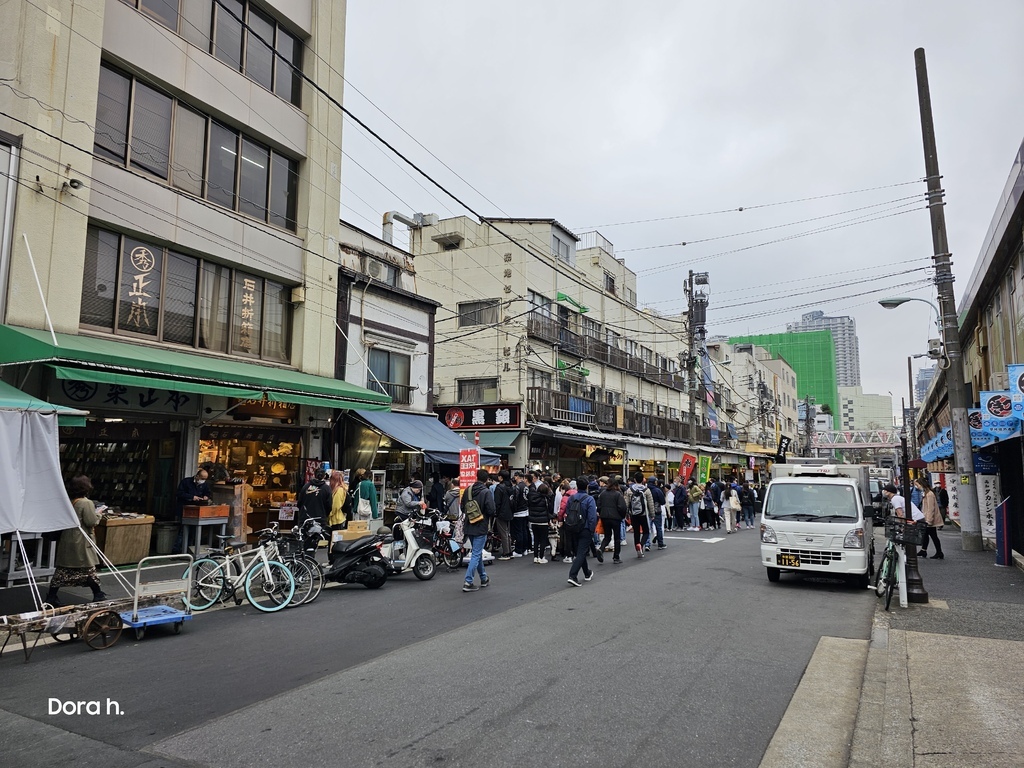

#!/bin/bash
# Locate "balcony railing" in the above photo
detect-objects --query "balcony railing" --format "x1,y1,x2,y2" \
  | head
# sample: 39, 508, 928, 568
367, 380, 414, 405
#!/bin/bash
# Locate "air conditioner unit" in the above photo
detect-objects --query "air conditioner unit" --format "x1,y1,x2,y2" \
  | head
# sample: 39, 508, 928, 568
990, 372, 1009, 391
977, 327, 988, 350
366, 259, 382, 278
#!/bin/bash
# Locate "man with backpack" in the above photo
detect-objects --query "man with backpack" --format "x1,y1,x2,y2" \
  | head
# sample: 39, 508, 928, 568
566, 475, 598, 587
624, 472, 655, 558
296, 468, 332, 528
462, 468, 496, 593
491, 470, 515, 560
647, 476, 667, 550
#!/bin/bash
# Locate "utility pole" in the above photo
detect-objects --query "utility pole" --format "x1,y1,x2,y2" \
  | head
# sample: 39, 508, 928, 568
685, 271, 710, 445
915, 47, 982, 550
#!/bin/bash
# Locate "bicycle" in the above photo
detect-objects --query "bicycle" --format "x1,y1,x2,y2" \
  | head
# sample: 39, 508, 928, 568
257, 521, 325, 606
874, 515, 925, 611
184, 534, 295, 612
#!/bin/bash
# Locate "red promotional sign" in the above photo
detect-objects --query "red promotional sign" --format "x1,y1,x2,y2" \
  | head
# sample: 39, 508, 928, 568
679, 453, 698, 484
459, 448, 479, 492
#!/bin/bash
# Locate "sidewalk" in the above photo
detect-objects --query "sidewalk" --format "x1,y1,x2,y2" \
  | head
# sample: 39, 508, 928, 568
848, 527, 1024, 767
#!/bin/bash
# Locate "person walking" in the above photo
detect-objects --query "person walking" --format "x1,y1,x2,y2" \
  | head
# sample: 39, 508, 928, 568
647, 477, 667, 550
597, 476, 628, 563
462, 469, 495, 592
46, 475, 105, 606
721, 482, 740, 533
511, 471, 532, 557
566, 476, 599, 587
915, 476, 944, 559
740, 481, 756, 529
528, 482, 555, 563
492, 469, 515, 560
624, 472, 654, 558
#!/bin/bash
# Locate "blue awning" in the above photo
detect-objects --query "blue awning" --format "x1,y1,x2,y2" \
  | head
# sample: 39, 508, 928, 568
726, 424, 739, 440
358, 411, 501, 465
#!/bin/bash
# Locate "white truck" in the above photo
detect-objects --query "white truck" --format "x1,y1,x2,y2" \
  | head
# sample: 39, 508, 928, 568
759, 464, 876, 587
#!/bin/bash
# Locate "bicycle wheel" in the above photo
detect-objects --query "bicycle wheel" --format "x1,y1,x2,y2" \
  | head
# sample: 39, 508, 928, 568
442, 544, 463, 570
874, 548, 895, 598
184, 558, 224, 611
282, 558, 314, 607
884, 564, 897, 611
244, 560, 295, 612
300, 556, 324, 604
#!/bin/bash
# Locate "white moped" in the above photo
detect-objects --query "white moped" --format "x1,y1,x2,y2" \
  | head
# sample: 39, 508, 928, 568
379, 514, 437, 580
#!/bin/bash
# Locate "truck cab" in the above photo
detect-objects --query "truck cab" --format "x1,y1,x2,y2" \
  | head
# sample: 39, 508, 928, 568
759, 464, 875, 587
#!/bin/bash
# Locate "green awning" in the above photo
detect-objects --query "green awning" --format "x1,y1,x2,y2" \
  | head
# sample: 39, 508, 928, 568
455, 429, 521, 453
0, 325, 391, 412
0, 379, 88, 427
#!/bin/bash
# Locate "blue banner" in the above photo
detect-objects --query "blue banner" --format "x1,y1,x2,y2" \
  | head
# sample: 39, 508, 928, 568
1009, 364, 1024, 420
968, 408, 998, 448
980, 391, 1021, 440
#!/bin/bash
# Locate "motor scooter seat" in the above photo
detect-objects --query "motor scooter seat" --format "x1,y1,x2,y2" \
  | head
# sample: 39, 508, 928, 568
331, 535, 375, 554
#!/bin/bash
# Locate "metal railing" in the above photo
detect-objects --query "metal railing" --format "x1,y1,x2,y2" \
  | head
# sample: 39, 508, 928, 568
367, 380, 414, 405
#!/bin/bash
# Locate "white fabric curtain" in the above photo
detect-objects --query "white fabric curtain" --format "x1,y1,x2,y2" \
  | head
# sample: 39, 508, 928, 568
0, 411, 79, 534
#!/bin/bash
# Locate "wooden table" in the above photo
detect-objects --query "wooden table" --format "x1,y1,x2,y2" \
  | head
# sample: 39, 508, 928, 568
96, 516, 155, 566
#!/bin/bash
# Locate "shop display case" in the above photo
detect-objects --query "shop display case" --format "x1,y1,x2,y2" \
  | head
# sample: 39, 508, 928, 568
59, 439, 152, 514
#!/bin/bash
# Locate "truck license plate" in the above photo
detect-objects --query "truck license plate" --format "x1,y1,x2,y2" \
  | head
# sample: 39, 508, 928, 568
777, 553, 800, 568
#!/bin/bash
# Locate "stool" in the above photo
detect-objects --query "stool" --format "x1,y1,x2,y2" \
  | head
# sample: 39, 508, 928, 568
2, 532, 58, 587
180, 517, 229, 559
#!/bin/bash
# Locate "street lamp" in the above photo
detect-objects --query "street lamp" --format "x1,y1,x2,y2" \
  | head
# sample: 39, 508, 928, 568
878, 296, 941, 325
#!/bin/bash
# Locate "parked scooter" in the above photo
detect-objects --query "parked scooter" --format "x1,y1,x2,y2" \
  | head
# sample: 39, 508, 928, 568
324, 529, 392, 589
380, 513, 437, 580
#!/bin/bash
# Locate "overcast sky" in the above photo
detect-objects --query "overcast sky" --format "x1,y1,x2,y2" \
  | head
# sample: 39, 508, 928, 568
340, 1, 1024, 421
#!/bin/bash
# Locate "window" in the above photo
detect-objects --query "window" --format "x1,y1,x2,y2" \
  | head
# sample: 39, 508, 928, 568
81, 228, 120, 328
275, 27, 303, 107
213, 0, 244, 70
140, 0, 179, 30
171, 105, 206, 196
605, 390, 621, 406
368, 349, 411, 399
582, 316, 601, 339
130, 82, 173, 177
180, 0, 213, 50
95, 66, 130, 162
244, 7, 275, 91
528, 290, 552, 318
604, 271, 616, 295
528, 368, 552, 390
83, 224, 292, 361
458, 299, 500, 327
94, 64, 298, 230
551, 233, 573, 265
458, 378, 498, 402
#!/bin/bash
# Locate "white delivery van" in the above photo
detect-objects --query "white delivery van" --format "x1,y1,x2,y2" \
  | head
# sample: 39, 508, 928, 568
759, 464, 876, 587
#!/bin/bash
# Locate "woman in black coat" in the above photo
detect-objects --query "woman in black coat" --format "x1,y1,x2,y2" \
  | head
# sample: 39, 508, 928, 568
527, 483, 554, 563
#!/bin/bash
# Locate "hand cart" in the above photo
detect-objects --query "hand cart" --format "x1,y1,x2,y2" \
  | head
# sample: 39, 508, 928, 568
0, 554, 194, 661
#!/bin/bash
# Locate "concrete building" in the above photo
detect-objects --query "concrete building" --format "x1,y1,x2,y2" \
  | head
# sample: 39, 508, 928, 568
915, 364, 936, 405
400, 216, 713, 477
0, 1, 394, 534
786, 310, 862, 387
838, 386, 895, 431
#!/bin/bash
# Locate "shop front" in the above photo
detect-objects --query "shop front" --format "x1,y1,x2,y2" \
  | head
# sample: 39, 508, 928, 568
436, 402, 523, 470
527, 422, 625, 478
0, 324, 391, 550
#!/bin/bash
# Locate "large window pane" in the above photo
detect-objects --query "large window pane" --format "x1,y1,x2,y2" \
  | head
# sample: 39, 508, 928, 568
117, 238, 162, 336
231, 272, 262, 355
213, 0, 243, 70
207, 122, 237, 209
139, 0, 179, 30
367, 348, 389, 393
262, 280, 290, 361
171, 104, 206, 196
81, 227, 119, 328
274, 27, 302, 106
95, 66, 131, 162
238, 137, 268, 220
180, 0, 212, 50
245, 7, 274, 91
163, 252, 197, 345
268, 152, 297, 230
198, 261, 230, 352
130, 82, 173, 178
390, 353, 411, 388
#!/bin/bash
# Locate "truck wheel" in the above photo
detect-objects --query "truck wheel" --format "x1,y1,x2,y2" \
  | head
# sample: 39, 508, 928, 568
766, 567, 781, 583
852, 572, 870, 589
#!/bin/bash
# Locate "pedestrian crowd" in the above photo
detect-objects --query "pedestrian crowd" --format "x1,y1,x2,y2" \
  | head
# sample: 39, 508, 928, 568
448, 469, 765, 592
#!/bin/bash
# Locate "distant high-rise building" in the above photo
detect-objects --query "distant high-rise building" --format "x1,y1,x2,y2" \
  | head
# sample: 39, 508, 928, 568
915, 365, 936, 405
786, 310, 861, 387
838, 387, 894, 430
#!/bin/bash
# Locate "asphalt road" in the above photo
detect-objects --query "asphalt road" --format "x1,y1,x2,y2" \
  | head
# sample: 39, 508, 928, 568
0, 529, 875, 768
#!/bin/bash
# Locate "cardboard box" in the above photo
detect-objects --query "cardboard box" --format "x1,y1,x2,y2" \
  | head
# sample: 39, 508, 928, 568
332, 528, 375, 543
182, 504, 230, 519
347, 520, 370, 532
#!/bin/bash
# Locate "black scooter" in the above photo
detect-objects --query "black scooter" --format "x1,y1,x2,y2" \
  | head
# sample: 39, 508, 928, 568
324, 528, 392, 589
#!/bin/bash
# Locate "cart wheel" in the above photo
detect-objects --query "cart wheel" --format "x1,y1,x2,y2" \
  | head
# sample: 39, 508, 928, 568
234, 597, 243, 606
173, 622, 182, 635
81, 610, 123, 650
50, 629, 78, 644
134, 627, 145, 641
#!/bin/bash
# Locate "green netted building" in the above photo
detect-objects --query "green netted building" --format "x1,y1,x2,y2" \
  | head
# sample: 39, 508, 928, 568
728, 330, 839, 418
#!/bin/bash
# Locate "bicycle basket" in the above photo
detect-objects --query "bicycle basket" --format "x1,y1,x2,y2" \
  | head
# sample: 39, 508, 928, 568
277, 535, 303, 557
884, 516, 925, 546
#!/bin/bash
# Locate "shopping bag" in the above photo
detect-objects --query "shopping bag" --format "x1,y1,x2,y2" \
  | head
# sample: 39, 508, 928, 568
595, 519, 604, 535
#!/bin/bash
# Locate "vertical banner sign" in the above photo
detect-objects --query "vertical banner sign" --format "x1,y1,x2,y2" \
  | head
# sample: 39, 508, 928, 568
977, 474, 1000, 537
697, 454, 712, 485
944, 473, 960, 522
679, 453, 698, 484
995, 497, 1012, 566
1009, 364, 1024, 419
459, 449, 479, 498
968, 408, 997, 448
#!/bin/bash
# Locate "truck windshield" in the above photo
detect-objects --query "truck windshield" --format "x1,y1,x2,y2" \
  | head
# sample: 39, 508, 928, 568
764, 484, 858, 520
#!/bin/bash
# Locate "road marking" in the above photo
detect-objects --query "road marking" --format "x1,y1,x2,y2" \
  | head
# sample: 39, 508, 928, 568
663, 535, 725, 543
